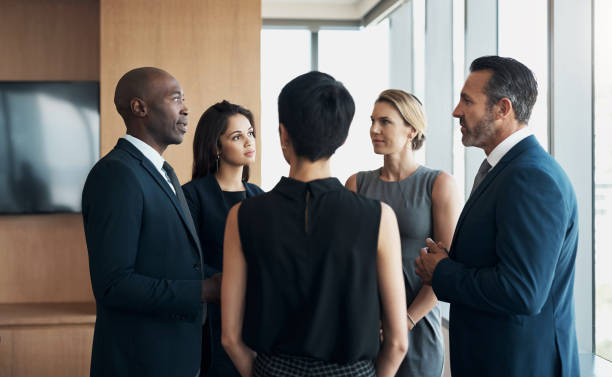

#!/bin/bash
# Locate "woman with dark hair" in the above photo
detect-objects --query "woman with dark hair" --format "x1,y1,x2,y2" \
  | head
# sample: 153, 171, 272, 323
221, 72, 408, 377
182, 100, 263, 377
346, 89, 461, 377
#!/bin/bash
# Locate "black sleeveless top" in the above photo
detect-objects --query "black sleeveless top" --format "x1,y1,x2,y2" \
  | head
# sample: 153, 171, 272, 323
222, 190, 247, 208
237, 177, 382, 363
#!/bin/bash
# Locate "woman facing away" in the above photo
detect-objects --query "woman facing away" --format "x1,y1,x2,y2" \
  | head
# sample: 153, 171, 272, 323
346, 89, 462, 377
182, 100, 264, 377
221, 71, 408, 377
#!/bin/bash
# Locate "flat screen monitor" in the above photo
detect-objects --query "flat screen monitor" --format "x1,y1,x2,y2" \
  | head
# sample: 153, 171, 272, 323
0, 82, 100, 214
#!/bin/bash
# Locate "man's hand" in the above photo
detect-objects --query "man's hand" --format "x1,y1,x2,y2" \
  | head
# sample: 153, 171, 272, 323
202, 273, 222, 303
414, 238, 449, 285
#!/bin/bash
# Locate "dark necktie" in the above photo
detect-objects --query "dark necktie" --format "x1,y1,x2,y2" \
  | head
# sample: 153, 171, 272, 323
470, 159, 492, 195
162, 161, 197, 235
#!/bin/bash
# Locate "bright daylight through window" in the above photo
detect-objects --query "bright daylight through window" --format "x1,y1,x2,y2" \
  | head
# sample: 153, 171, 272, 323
595, 0, 612, 362
261, 21, 389, 189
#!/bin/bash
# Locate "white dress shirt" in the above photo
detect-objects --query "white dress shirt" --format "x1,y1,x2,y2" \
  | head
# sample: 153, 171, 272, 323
486, 126, 532, 169
123, 134, 175, 193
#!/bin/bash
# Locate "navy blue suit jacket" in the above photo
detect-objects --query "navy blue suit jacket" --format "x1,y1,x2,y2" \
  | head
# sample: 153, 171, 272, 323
82, 139, 204, 377
433, 136, 580, 377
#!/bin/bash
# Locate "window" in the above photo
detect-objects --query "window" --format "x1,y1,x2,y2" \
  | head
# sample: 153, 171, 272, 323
260, 21, 390, 188
260, 29, 311, 190
318, 20, 390, 183
412, 0, 426, 166
412, 0, 425, 106
498, 0, 549, 150
594, 0, 612, 362
452, 0, 465, 200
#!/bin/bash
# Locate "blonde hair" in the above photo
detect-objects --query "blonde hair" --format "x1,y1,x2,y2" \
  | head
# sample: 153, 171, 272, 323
376, 89, 426, 150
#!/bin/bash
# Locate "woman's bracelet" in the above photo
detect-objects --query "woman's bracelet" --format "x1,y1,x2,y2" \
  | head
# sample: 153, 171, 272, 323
407, 312, 417, 328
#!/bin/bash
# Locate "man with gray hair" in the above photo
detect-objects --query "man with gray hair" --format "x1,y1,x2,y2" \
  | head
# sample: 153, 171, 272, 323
416, 56, 580, 377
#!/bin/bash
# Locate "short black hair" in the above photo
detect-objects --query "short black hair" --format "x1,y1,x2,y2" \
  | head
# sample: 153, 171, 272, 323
278, 71, 355, 161
470, 56, 538, 124
191, 100, 254, 180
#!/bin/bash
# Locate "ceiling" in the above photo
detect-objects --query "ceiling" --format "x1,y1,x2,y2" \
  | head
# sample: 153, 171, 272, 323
264, 0, 362, 4
261, 0, 382, 21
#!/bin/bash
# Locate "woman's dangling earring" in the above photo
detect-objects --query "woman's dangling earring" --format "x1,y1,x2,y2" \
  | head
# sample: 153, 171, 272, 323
216, 154, 220, 171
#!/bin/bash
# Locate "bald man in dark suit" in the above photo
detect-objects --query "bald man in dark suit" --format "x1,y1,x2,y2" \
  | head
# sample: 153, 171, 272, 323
82, 67, 220, 377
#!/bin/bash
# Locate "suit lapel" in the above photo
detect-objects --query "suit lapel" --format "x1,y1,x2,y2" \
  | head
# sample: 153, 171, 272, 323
450, 136, 539, 252
203, 175, 228, 214
245, 182, 260, 198
116, 139, 203, 263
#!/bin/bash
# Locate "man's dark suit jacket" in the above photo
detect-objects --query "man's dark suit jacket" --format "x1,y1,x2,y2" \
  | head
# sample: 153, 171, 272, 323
433, 136, 580, 377
82, 138, 204, 377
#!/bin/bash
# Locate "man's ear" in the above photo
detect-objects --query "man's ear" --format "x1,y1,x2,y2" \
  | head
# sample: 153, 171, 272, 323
131, 97, 147, 118
495, 97, 513, 120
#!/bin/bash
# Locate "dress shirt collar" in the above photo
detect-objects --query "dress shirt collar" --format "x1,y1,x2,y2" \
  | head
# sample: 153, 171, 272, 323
274, 176, 344, 200
486, 126, 532, 168
123, 134, 166, 171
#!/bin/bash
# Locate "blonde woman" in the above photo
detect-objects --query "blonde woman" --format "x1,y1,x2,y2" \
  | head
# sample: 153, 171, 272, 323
346, 89, 461, 377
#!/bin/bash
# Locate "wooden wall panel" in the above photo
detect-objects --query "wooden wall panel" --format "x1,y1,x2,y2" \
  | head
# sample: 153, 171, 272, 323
100, 0, 262, 184
0, 0, 99, 304
0, 329, 14, 375
0, 0, 100, 81
0, 215, 93, 303
0, 325, 94, 377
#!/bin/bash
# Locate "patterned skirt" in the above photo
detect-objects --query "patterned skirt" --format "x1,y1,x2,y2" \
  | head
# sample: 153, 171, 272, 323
253, 353, 375, 377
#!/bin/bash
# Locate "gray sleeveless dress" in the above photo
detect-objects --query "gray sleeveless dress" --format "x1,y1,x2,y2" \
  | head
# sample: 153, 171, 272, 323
357, 166, 444, 377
